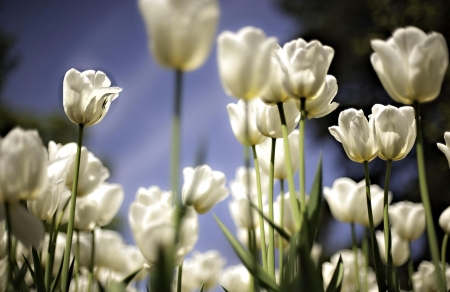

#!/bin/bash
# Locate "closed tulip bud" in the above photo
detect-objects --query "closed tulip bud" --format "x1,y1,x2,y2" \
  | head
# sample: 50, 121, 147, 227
63, 69, 122, 127
0, 128, 48, 202
259, 50, 291, 105
437, 132, 450, 168
218, 27, 277, 100
297, 75, 339, 119
256, 100, 300, 138
376, 229, 409, 267
183, 250, 226, 290
135, 185, 172, 206
329, 108, 378, 163
182, 165, 229, 214
220, 264, 251, 292
138, 0, 219, 71
256, 130, 299, 180
389, 201, 425, 241
227, 99, 267, 146
439, 206, 450, 234
229, 167, 268, 201
229, 197, 259, 229
277, 38, 334, 100
371, 26, 448, 104
371, 104, 416, 161
324, 178, 391, 227
50, 142, 109, 197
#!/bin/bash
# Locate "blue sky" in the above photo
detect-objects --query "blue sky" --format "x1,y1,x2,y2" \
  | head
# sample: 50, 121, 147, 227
0, 0, 353, 269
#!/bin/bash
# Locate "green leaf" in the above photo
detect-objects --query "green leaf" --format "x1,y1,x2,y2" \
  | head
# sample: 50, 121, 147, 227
120, 268, 142, 285
372, 238, 387, 292
214, 214, 279, 292
51, 253, 65, 292
66, 257, 75, 292
221, 286, 229, 292
199, 283, 205, 292
13, 263, 30, 292
307, 155, 322, 248
250, 202, 291, 241
325, 255, 344, 292
280, 232, 300, 292
32, 247, 47, 292
22, 254, 36, 283
106, 282, 127, 292
146, 285, 150, 292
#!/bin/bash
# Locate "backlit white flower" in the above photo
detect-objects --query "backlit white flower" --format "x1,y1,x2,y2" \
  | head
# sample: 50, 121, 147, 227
437, 132, 450, 168
182, 250, 226, 290
298, 75, 339, 119
63, 69, 122, 126
439, 206, 450, 234
389, 201, 425, 241
376, 229, 409, 267
220, 264, 251, 292
371, 26, 448, 104
138, 0, 219, 71
182, 165, 229, 214
371, 104, 416, 161
256, 100, 300, 138
218, 27, 277, 100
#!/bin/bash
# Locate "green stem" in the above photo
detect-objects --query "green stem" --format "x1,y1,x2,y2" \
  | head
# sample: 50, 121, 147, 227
413, 101, 446, 292
363, 161, 385, 292
383, 160, 397, 291
61, 124, 84, 292
362, 229, 369, 292
177, 263, 183, 292
248, 229, 257, 292
4, 202, 13, 288
251, 145, 268, 271
408, 241, 415, 291
75, 231, 80, 292
442, 234, 448, 290
278, 179, 285, 284
277, 102, 301, 230
171, 70, 183, 202
87, 229, 95, 291
45, 215, 56, 289
267, 138, 276, 277
351, 223, 361, 292
299, 98, 307, 215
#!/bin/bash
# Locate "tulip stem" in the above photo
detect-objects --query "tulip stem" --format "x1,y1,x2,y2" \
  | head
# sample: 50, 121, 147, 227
248, 228, 257, 292
362, 229, 369, 292
277, 102, 301, 231
45, 215, 57, 289
442, 234, 448, 290
4, 202, 13, 288
177, 262, 183, 292
88, 229, 95, 292
75, 231, 80, 292
251, 145, 268, 271
61, 124, 84, 292
268, 138, 277, 277
363, 161, 385, 291
350, 223, 361, 292
171, 69, 183, 202
383, 160, 397, 291
413, 101, 446, 292
299, 98, 307, 215
278, 179, 285, 283
408, 241, 414, 291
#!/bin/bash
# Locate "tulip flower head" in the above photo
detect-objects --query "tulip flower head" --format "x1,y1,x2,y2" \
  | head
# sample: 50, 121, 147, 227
227, 98, 267, 146
439, 206, 450, 234
182, 164, 229, 214
218, 26, 277, 100
256, 100, 300, 139
371, 104, 416, 161
371, 26, 448, 104
63, 69, 122, 127
413, 261, 450, 292
389, 201, 425, 241
437, 132, 450, 169
138, 0, 219, 71
329, 108, 378, 163
277, 38, 334, 100
220, 264, 251, 292
376, 229, 409, 267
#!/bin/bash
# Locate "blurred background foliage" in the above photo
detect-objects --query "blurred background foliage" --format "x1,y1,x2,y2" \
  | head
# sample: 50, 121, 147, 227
278, 0, 450, 281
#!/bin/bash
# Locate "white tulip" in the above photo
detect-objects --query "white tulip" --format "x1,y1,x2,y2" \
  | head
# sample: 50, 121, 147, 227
63, 69, 122, 127
329, 108, 378, 163
236, 226, 262, 251
50, 142, 109, 197
182, 250, 226, 290
220, 264, 251, 292
227, 98, 267, 146
297, 75, 339, 119
41, 233, 66, 276
439, 206, 450, 234
371, 26, 448, 104
0, 128, 48, 202
229, 167, 268, 202
256, 100, 300, 138
389, 201, 425, 241
371, 104, 416, 161
277, 38, 334, 100
324, 178, 390, 227
218, 26, 277, 100
0, 257, 7, 292
229, 197, 259, 229
138, 0, 219, 71
376, 229, 409, 267
259, 49, 291, 105
437, 132, 450, 169
256, 130, 300, 180
182, 165, 229, 214
413, 261, 450, 292
135, 185, 173, 206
